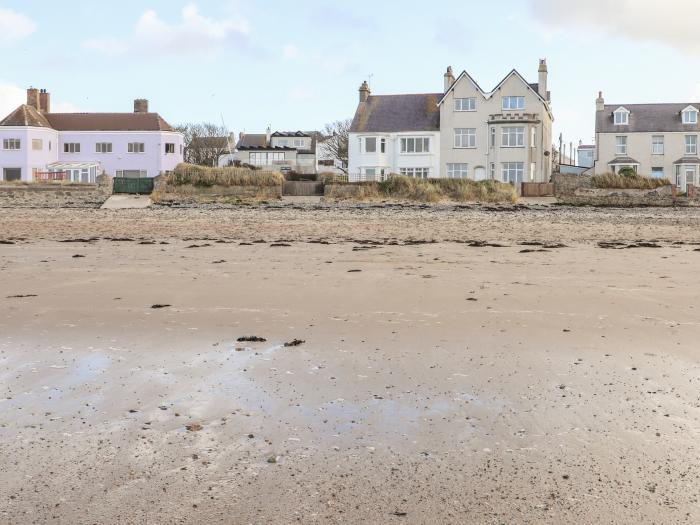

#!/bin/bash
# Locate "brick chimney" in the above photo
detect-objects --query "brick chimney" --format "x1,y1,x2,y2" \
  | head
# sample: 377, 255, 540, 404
39, 89, 51, 113
444, 66, 456, 92
596, 91, 605, 112
27, 87, 40, 111
538, 59, 549, 101
359, 81, 370, 103
134, 99, 149, 113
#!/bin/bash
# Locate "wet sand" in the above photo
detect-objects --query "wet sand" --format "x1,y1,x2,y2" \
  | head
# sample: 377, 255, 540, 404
1, 205, 700, 524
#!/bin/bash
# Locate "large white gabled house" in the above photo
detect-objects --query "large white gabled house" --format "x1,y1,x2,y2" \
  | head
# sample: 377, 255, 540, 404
594, 92, 700, 192
348, 60, 554, 183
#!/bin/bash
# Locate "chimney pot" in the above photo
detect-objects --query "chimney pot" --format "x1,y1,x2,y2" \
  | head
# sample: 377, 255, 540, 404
538, 59, 549, 101
444, 66, 456, 92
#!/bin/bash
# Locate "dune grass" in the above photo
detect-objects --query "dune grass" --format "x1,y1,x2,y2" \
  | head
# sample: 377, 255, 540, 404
326, 176, 517, 204
168, 163, 284, 187
592, 172, 671, 190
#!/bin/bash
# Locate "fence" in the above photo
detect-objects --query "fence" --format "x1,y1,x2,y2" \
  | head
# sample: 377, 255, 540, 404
33, 171, 68, 182
521, 182, 555, 197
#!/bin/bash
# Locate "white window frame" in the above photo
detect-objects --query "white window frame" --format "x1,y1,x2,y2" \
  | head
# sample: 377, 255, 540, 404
502, 96, 525, 111
63, 142, 80, 153
454, 98, 476, 111
399, 167, 430, 179
365, 137, 377, 153
447, 163, 469, 179
96, 142, 112, 153
3, 138, 21, 150
380, 138, 386, 153
651, 135, 664, 155
614, 108, 629, 126
501, 127, 525, 148
615, 136, 628, 156
682, 107, 698, 125
400, 137, 430, 154
165, 143, 175, 154
454, 128, 476, 149
530, 127, 537, 149
32, 139, 43, 151
128, 142, 145, 154
502, 162, 524, 184
685, 135, 698, 155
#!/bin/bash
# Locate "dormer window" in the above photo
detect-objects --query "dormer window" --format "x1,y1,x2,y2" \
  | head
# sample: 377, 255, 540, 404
682, 106, 698, 125
614, 107, 630, 125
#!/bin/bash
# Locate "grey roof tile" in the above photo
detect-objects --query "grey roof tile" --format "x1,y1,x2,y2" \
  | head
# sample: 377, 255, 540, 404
597, 104, 700, 133
350, 93, 441, 133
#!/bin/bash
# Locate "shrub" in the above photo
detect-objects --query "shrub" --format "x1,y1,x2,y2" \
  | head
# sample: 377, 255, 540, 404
168, 163, 284, 187
592, 172, 671, 190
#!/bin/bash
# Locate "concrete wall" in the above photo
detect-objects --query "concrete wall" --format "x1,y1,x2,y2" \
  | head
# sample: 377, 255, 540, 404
558, 185, 685, 207
0, 175, 112, 208
553, 173, 593, 197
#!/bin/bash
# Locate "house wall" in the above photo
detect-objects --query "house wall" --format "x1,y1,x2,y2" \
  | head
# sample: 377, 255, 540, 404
348, 131, 441, 180
596, 130, 696, 182
56, 131, 183, 177
0, 127, 59, 181
0, 128, 183, 181
439, 73, 553, 182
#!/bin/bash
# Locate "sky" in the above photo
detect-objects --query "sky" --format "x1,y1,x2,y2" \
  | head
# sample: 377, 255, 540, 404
2, 0, 700, 148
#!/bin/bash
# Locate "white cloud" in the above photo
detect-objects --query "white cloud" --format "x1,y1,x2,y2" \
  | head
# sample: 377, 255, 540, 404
85, 3, 249, 57
0, 81, 79, 118
528, 0, 700, 54
0, 8, 36, 42
0, 81, 25, 117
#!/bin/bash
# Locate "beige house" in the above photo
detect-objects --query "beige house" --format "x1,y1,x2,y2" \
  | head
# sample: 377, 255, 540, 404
595, 93, 700, 192
348, 60, 553, 183
439, 60, 553, 183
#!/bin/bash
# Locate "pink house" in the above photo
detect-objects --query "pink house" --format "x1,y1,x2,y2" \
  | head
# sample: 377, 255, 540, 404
0, 87, 183, 182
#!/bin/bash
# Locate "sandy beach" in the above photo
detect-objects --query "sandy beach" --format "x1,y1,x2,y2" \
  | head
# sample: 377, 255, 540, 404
1, 204, 700, 524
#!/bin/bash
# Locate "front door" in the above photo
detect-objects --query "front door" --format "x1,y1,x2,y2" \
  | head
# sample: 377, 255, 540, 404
474, 166, 486, 181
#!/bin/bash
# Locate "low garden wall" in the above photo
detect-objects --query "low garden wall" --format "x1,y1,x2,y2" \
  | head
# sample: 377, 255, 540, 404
0, 175, 113, 208
152, 180, 282, 205
558, 185, 688, 207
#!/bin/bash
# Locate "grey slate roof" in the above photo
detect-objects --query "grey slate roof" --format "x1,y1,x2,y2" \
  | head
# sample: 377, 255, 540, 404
608, 156, 640, 165
235, 134, 267, 149
673, 156, 700, 165
597, 104, 700, 133
350, 93, 442, 133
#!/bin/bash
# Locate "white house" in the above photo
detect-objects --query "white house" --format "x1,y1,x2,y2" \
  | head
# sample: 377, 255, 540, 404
0, 87, 183, 182
224, 129, 317, 174
348, 60, 554, 183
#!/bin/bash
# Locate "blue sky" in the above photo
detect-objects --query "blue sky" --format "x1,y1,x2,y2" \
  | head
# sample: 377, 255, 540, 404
1, 0, 700, 147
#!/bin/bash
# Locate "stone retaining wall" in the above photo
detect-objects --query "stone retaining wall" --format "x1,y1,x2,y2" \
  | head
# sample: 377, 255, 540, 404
153, 183, 282, 204
0, 175, 113, 208
553, 173, 593, 197
557, 185, 700, 207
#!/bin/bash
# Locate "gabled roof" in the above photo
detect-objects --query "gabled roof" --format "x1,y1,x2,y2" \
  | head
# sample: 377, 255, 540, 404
438, 69, 552, 120
597, 103, 700, 133
0, 104, 52, 128
0, 104, 175, 131
614, 106, 630, 113
350, 93, 441, 133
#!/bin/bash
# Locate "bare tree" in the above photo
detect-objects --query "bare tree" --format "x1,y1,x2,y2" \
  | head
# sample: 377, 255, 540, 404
319, 119, 351, 173
175, 122, 232, 167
